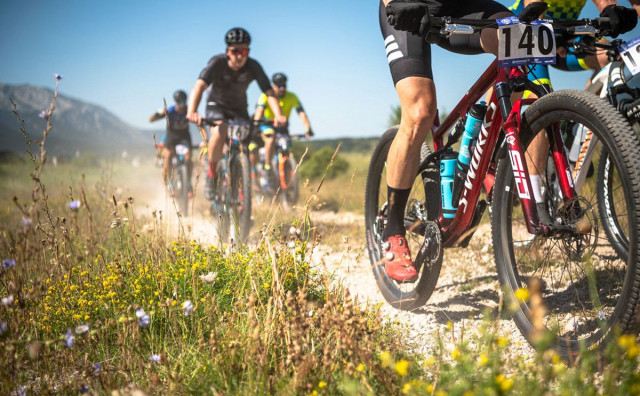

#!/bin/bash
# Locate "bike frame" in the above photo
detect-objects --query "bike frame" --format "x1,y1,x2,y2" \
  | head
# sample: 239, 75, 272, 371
427, 59, 576, 247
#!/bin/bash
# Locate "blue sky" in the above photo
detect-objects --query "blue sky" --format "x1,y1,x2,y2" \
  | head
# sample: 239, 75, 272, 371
2, 0, 640, 139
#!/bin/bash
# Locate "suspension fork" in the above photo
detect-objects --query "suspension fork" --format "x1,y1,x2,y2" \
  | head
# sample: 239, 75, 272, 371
547, 122, 576, 202
501, 92, 541, 235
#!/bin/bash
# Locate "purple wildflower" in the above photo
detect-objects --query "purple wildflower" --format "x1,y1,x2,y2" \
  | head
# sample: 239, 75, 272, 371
65, 329, 75, 348
2, 259, 15, 269
17, 386, 26, 396
0, 321, 7, 336
79, 385, 89, 394
598, 311, 606, 321
54, 73, 63, 80
182, 300, 194, 317
38, 110, 47, 119
21, 217, 32, 227
136, 308, 150, 327
149, 354, 161, 363
68, 200, 81, 210
92, 363, 102, 374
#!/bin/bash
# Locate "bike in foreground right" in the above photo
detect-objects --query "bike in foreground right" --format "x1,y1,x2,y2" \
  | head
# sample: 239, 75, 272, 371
365, 6, 640, 357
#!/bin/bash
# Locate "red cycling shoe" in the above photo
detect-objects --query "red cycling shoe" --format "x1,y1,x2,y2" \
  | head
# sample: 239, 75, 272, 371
382, 235, 418, 282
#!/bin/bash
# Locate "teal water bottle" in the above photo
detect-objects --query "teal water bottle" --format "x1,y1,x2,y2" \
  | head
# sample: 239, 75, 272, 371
440, 150, 458, 219
452, 101, 487, 204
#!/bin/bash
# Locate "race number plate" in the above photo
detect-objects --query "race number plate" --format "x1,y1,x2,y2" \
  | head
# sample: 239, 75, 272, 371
619, 36, 640, 76
497, 16, 556, 67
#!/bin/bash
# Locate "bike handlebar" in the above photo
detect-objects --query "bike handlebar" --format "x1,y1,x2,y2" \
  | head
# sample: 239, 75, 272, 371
427, 15, 611, 38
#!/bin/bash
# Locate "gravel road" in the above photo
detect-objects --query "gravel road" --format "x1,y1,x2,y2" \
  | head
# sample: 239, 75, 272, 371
308, 210, 536, 359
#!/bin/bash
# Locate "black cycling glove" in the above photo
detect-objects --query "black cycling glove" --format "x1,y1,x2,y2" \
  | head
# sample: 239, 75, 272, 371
600, 5, 638, 38
306, 129, 314, 137
386, 0, 430, 36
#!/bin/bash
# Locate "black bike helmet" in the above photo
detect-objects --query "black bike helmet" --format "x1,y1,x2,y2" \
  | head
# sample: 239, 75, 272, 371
225, 27, 251, 45
272, 72, 287, 85
173, 90, 187, 102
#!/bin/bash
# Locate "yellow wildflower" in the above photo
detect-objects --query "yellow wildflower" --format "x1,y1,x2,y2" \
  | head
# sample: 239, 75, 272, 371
380, 351, 393, 368
514, 288, 529, 302
395, 359, 409, 376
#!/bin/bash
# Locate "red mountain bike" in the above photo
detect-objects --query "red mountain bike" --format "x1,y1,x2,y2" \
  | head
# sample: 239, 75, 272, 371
365, 8, 640, 356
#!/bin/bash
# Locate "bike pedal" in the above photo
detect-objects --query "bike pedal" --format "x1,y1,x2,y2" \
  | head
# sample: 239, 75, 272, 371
456, 199, 487, 248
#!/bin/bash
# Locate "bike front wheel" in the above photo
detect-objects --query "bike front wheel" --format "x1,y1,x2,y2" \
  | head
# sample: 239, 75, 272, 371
364, 127, 442, 311
175, 163, 189, 217
491, 90, 640, 357
280, 156, 299, 206
228, 151, 252, 244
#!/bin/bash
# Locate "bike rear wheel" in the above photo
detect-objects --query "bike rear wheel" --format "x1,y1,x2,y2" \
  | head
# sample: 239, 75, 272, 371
491, 90, 640, 356
364, 127, 442, 311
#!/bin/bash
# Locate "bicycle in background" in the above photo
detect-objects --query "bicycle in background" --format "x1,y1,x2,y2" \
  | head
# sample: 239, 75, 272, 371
254, 124, 308, 207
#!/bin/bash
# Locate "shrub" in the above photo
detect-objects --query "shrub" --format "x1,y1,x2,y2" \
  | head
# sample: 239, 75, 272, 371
299, 146, 349, 180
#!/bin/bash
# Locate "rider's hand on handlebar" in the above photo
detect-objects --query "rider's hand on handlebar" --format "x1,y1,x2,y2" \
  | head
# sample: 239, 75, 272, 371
305, 129, 314, 139
386, 0, 430, 36
600, 5, 638, 38
273, 114, 287, 128
186, 112, 202, 126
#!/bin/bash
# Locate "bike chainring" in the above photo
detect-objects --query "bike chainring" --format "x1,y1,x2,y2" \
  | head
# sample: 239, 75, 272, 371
414, 220, 441, 273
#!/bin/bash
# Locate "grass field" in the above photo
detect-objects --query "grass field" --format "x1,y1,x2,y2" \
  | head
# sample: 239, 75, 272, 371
2, 110, 640, 394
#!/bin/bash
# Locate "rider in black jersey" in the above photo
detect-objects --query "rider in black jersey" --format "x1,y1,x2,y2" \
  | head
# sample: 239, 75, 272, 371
186, 27, 286, 201
149, 90, 192, 196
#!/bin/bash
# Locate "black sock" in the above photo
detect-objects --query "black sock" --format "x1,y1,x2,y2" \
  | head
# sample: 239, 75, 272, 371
383, 186, 411, 239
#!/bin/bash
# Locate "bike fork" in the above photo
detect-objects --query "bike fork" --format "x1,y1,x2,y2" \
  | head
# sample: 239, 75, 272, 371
502, 98, 541, 234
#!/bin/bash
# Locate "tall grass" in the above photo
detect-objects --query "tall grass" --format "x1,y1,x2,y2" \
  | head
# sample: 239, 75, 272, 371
1, 78, 640, 395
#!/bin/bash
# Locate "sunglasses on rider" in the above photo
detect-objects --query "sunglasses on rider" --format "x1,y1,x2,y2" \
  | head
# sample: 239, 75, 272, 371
276, 84, 286, 89
229, 47, 250, 56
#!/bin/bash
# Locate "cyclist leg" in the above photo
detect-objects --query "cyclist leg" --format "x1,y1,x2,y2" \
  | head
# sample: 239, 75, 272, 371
262, 125, 276, 170
380, 0, 441, 282
178, 135, 194, 195
518, 64, 553, 221
163, 134, 178, 195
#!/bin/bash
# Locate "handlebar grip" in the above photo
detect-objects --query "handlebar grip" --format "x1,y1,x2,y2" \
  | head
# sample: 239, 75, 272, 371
418, 13, 431, 37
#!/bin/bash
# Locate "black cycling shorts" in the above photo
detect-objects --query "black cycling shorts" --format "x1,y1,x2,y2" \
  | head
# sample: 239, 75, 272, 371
379, 0, 511, 85
165, 133, 191, 152
205, 102, 258, 146
205, 102, 249, 122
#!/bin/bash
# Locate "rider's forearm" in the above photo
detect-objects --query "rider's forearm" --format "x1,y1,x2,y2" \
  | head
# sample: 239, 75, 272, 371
300, 111, 311, 131
254, 106, 264, 121
266, 95, 284, 119
188, 79, 208, 115
593, 0, 620, 12
149, 112, 163, 122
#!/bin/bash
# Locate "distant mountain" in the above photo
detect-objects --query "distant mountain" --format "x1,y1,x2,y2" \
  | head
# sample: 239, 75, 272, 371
0, 83, 155, 156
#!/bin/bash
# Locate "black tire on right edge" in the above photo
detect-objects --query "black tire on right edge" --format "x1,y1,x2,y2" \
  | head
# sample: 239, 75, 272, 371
364, 127, 442, 311
491, 90, 640, 357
